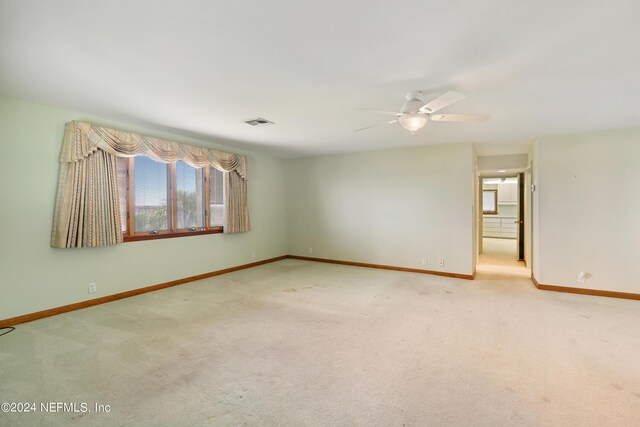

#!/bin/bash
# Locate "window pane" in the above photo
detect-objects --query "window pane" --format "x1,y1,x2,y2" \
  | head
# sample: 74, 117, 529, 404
482, 190, 497, 213
176, 161, 205, 229
210, 167, 224, 227
134, 156, 170, 232
116, 157, 128, 233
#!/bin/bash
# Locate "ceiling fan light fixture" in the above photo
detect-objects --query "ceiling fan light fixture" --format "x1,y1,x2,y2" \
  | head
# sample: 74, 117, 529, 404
355, 90, 487, 134
398, 113, 427, 133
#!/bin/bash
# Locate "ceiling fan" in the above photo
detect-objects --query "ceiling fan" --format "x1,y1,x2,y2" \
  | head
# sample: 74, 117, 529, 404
355, 91, 489, 134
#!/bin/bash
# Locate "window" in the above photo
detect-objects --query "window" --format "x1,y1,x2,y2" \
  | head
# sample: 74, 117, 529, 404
134, 156, 170, 232
482, 189, 498, 215
209, 165, 224, 227
117, 156, 225, 241
176, 160, 205, 230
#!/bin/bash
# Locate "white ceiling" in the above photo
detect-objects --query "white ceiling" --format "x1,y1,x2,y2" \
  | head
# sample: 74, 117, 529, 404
1, 0, 639, 158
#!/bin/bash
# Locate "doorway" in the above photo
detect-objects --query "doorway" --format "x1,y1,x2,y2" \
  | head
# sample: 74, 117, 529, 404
477, 174, 529, 276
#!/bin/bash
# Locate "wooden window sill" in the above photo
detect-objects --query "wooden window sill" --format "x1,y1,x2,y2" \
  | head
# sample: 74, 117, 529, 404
123, 227, 223, 242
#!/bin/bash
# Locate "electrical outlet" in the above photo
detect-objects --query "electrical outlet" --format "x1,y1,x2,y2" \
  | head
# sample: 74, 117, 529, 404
251, 251, 256, 259
438, 259, 445, 268
578, 272, 587, 283
421, 257, 428, 265
308, 247, 313, 254
88, 282, 97, 294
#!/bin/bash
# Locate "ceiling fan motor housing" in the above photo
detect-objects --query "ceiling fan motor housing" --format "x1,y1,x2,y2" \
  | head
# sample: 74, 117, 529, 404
400, 96, 426, 114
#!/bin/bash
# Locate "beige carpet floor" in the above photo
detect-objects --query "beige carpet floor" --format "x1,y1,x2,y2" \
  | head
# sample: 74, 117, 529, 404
1, 259, 639, 426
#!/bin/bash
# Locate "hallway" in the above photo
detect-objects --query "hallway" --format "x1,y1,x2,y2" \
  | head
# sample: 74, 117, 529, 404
477, 238, 529, 278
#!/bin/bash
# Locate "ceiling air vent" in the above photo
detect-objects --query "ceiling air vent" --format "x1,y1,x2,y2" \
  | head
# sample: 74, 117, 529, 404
244, 117, 274, 127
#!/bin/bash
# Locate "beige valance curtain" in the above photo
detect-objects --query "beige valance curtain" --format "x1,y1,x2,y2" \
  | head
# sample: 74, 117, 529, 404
51, 121, 250, 248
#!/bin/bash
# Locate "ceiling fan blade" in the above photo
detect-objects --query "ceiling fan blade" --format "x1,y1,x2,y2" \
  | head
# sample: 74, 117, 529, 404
353, 124, 382, 132
356, 108, 401, 116
430, 113, 489, 122
419, 91, 466, 113
353, 120, 397, 132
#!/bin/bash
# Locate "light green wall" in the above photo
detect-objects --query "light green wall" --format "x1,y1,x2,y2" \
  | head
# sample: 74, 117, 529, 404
0, 96, 288, 320
531, 141, 540, 279
536, 128, 640, 293
477, 154, 528, 171
286, 143, 475, 276
5, 95, 636, 320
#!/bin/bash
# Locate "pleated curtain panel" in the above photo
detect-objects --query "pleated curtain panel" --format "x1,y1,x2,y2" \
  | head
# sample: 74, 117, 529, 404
51, 121, 250, 248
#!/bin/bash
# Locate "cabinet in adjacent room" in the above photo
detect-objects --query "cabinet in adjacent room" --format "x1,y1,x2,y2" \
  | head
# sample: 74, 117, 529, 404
482, 216, 518, 239
497, 182, 517, 204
